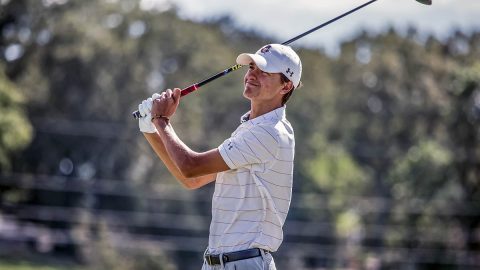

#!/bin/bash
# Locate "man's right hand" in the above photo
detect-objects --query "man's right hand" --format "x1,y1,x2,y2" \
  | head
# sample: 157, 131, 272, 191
138, 93, 160, 133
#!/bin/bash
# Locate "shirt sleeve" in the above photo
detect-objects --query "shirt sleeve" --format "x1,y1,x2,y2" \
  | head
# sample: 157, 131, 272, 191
218, 125, 279, 170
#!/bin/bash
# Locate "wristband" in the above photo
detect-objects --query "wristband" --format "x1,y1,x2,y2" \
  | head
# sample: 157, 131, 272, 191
151, 114, 169, 123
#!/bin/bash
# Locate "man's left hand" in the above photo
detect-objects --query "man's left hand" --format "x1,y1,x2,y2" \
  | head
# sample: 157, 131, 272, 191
152, 88, 181, 119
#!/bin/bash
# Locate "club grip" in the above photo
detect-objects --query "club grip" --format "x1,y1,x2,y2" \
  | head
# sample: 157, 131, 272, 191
132, 84, 199, 119
180, 84, 198, 96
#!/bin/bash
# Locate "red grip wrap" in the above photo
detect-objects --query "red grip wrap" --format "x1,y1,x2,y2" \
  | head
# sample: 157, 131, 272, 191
181, 84, 198, 96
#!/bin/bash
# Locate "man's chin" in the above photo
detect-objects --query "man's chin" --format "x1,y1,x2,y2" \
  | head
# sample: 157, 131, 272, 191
243, 88, 251, 98
243, 85, 258, 96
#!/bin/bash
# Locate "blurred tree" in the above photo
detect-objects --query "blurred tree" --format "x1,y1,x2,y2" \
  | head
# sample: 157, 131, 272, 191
1, 0, 480, 269
0, 64, 32, 169
0, 64, 33, 210
446, 63, 480, 259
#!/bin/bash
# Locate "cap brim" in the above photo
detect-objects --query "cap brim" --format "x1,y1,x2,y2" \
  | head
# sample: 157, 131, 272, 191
236, 53, 273, 72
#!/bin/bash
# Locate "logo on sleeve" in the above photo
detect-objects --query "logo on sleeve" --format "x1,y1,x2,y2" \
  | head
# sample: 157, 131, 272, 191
227, 142, 233, 150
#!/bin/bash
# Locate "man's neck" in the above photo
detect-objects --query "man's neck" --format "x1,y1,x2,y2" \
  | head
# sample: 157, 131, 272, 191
249, 101, 283, 120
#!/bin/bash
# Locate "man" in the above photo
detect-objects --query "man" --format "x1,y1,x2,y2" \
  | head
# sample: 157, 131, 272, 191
137, 44, 302, 269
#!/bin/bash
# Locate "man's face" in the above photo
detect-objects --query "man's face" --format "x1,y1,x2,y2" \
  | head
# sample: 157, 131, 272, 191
243, 62, 287, 103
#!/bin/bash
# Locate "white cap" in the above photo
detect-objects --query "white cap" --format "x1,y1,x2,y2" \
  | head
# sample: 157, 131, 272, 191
236, 44, 302, 88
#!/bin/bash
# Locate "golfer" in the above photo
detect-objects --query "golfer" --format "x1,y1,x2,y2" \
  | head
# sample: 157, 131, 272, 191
138, 44, 302, 269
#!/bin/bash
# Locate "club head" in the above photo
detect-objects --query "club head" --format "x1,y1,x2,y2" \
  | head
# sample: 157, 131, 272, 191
416, 0, 432, 5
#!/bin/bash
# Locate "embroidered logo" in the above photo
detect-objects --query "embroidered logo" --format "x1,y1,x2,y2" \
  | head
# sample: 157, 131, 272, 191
260, 45, 272, 53
286, 68, 294, 77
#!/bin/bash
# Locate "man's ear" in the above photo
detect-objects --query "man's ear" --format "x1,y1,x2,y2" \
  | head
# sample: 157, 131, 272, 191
280, 81, 294, 95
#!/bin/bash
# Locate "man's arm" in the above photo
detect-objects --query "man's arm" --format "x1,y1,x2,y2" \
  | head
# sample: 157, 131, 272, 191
151, 118, 230, 179
143, 132, 219, 189
148, 88, 230, 182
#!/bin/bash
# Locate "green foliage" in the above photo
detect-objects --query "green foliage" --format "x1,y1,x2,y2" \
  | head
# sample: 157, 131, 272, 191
388, 140, 452, 200
336, 210, 363, 239
305, 134, 368, 209
1, 0, 480, 269
0, 65, 32, 169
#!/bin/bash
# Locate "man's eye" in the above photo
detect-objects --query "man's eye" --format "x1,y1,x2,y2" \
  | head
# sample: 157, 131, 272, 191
249, 65, 254, 70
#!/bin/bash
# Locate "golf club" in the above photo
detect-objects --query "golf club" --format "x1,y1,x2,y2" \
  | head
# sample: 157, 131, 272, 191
133, 0, 431, 119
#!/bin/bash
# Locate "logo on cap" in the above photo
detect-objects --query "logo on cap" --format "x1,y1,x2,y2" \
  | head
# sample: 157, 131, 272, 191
286, 68, 294, 77
260, 45, 272, 53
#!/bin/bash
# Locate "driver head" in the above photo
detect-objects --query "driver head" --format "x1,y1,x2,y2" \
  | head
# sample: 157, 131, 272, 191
416, 0, 432, 5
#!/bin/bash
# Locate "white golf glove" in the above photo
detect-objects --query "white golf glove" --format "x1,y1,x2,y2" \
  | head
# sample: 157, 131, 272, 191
138, 93, 161, 133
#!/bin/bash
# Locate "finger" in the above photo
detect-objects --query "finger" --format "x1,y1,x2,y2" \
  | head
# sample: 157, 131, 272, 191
166, 89, 173, 99
172, 88, 181, 104
138, 101, 146, 116
142, 99, 151, 114
152, 98, 160, 109
146, 97, 153, 111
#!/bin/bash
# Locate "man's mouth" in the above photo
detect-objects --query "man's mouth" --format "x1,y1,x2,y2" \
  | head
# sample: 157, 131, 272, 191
245, 81, 259, 87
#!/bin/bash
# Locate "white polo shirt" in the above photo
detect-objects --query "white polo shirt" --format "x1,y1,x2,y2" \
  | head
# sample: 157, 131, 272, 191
209, 106, 295, 254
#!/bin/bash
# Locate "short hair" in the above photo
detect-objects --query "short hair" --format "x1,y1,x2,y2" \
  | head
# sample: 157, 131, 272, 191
280, 73, 302, 106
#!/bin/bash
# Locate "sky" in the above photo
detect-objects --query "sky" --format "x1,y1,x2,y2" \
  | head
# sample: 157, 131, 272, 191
142, 0, 480, 55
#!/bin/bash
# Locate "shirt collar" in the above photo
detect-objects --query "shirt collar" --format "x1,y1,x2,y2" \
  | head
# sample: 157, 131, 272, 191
240, 106, 286, 125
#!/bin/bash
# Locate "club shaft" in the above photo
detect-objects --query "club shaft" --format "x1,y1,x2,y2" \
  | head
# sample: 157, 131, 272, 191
282, 0, 378, 45
133, 64, 242, 119
133, 0, 378, 119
